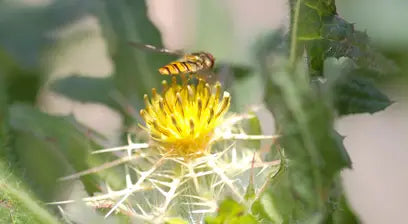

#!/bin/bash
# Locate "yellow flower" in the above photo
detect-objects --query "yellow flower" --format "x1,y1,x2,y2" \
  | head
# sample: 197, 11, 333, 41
140, 77, 230, 158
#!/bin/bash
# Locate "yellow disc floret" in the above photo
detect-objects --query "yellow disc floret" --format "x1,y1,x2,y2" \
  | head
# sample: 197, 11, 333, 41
140, 77, 230, 158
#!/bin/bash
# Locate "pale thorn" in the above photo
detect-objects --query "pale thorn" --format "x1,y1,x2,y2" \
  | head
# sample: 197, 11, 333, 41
47, 185, 151, 206
128, 205, 137, 216
183, 202, 216, 214
57, 205, 74, 224
165, 157, 188, 167
144, 197, 154, 211
126, 134, 133, 158
104, 191, 132, 218
193, 163, 207, 170
160, 178, 181, 212
234, 179, 246, 191
132, 151, 157, 165
178, 178, 190, 187
185, 199, 217, 214
91, 143, 149, 154
172, 186, 187, 198
129, 167, 142, 179
127, 133, 133, 145
182, 202, 213, 207
125, 167, 133, 188
148, 178, 175, 188
149, 179, 168, 197
191, 209, 217, 214
188, 170, 214, 178
221, 133, 280, 141
190, 156, 213, 167
186, 162, 200, 192
106, 183, 113, 194
253, 159, 281, 169
104, 158, 164, 218
135, 203, 147, 216
257, 166, 269, 177
181, 194, 209, 201
256, 161, 281, 176
59, 154, 140, 181
211, 176, 224, 188
231, 147, 237, 164
222, 113, 255, 128
47, 200, 76, 205
150, 172, 175, 180
207, 158, 244, 202
213, 143, 235, 160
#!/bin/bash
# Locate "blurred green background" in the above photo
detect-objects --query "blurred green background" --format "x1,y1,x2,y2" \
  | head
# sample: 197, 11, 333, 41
0, 0, 407, 223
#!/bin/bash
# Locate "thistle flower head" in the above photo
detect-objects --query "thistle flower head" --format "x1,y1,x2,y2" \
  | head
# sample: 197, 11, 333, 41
54, 77, 280, 224
140, 77, 231, 158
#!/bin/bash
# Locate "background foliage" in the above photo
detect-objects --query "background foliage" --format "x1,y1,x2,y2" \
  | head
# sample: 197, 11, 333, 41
0, 0, 406, 223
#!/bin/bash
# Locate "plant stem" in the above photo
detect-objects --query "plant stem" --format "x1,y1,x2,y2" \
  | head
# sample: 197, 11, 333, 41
289, 0, 301, 68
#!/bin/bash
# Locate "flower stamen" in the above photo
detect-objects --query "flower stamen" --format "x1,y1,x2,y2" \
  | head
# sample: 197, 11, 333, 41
140, 78, 231, 158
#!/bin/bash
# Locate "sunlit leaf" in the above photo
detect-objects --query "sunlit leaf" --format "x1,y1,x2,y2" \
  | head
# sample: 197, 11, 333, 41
165, 218, 189, 224
205, 198, 258, 224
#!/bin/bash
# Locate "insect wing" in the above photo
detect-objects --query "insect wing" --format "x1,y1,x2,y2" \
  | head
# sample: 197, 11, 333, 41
128, 41, 184, 56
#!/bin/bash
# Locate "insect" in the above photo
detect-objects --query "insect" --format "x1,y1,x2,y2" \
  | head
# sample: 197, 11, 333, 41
128, 41, 215, 76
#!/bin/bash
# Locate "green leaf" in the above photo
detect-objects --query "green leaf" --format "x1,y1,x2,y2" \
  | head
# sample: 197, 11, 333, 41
240, 112, 263, 151
205, 198, 258, 224
321, 176, 360, 224
324, 57, 392, 115
92, 0, 177, 117
252, 192, 283, 224
259, 54, 353, 222
290, 0, 394, 114
333, 75, 392, 114
0, 49, 42, 105
252, 147, 289, 223
0, 0, 93, 68
0, 161, 61, 224
165, 218, 189, 224
329, 195, 360, 224
8, 103, 101, 198
0, 72, 9, 160
51, 75, 117, 108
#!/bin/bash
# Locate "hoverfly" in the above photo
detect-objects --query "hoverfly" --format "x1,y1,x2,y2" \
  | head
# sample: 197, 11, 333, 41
128, 41, 215, 77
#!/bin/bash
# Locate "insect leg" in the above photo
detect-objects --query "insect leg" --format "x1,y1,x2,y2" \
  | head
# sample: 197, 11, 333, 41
180, 73, 188, 85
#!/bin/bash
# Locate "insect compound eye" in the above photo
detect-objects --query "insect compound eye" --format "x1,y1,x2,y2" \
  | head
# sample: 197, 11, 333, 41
207, 54, 215, 68
204, 58, 213, 68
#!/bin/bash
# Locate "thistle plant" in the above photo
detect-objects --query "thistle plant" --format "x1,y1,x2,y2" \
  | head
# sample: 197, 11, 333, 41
3, 0, 401, 223
52, 76, 280, 223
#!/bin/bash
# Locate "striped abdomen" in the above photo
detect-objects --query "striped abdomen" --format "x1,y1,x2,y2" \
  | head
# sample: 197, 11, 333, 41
158, 52, 215, 75
159, 61, 203, 75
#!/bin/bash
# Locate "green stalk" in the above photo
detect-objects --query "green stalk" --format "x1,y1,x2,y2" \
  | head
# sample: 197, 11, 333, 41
289, 0, 302, 68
